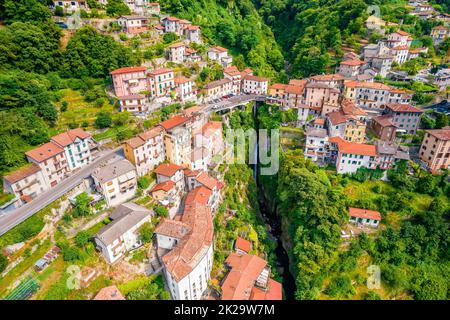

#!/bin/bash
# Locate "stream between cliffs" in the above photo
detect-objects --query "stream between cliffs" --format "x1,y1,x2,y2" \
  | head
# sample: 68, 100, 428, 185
252, 103, 297, 300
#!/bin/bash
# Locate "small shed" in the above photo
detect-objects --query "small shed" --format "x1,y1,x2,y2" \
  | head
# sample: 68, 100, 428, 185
34, 258, 48, 271
349, 207, 381, 228
235, 237, 252, 255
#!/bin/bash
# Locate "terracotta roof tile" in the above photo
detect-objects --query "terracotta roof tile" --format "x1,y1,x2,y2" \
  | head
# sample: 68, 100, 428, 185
159, 114, 191, 130
386, 103, 422, 113
4, 163, 42, 184
150, 180, 176, 193
93, 286, 125, 300
349, 207, 381, 221
110, 66, 147, 75
154, 163, 183, 177
235, 237, 251, 253
25, 142, 65, 163
329, 136, 377, 156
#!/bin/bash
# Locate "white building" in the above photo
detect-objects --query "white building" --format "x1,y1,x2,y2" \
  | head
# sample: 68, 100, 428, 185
329, 136, 377, 174
92, 160, 137, 207
53, 0, 88, 13
304, 127, 328, 163
174, 76, 195, 102
348, 207, 381, 228
184, 25, 201, 44
242, 75, 269, 95
155, 189, 214, 300
117, 15, 149, 34
3, 164, 48, 207
51, 128, 93, 171
95, 202, 154, 264
118, 94, 148, 114
167, 42, 186, 63
207, 46, 232, 68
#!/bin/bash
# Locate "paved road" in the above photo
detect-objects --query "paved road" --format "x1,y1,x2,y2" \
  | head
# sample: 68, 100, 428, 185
0, 147, 124, 237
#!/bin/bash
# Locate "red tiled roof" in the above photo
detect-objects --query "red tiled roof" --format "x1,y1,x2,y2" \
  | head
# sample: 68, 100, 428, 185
392, 45, 409, 51
124, 136, 145, 149
344, 80, 391, 90
161, 190, 214, 282
329, 136, 377, 157
386, 103, 422, 113
340, 59, 365, 66
139, 126, 164, 141
51, 128, 91, 147
250, 278, 282, 300
202, 121, 222, 137
150, 180, 176, 193
327, 110, 348, 125
393, 30, 410, 37
203, 78, 231, 89
185, 185, 212, 205
186, 25, 200, 30
221, 253, 268, 300
25, 142, 65, 163
110, 66, 147, 75
425, 127, 450, 141
285, 84, 305, 95
164, 16, 180, 21
349, 207, 381, 221
373, 114, 397, 127
244, 75, 268, 82
159, 114, 191, 130
154, 163, 183, 177
210, 45, 228, 53
269, 83, 288, 91
93, 286, 125, 300
174, 76, 191, 84
310, 74, 344, 81
195, 172, 219, 190
4, 163, 42, 184
148, 68, 173, 76
235, 237, 251, 253
154, 218, 191, 239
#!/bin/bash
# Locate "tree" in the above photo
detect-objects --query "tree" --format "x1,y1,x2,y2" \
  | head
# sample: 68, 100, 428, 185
106, 0, 131, 17
163, 32, 178, 44
137, 176, 150, 190
154, 205, 169, 218
54, 6, 64, 17
435, 113, 448, 129
3, 0, 52, 24
0, 253, 8, 273
72, 192, 92, 217
139, 222, 154, 244
75, 231, 92, 248
94, 111, 112, 129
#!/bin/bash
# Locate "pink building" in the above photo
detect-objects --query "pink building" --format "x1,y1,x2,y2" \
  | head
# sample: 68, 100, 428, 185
111, 66, 148, 98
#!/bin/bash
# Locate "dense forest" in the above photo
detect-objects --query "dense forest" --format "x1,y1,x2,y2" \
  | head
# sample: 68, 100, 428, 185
0, 0, 137, 176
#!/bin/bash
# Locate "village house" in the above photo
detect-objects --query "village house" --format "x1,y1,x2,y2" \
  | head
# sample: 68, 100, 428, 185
434, 68, 450, 91
370, 55, 393, 78
111, 66, 148, 98
118, 94, 147, 114
154, 188, 214, 300
123, 126, 165, 177
304, 82, 340, 111
241, 75, 269, 95
92, 160, 137, 207
3, 164, 48, 207
184, 48, 201, 62
371, 114, 398, 142
207, 46, 233, 68
174, 76, 195, 102
52, 0, 87, 13
50, 128, 93, 171
224, 66, 253, 94
304, 127, 328, 164
148, 68, 174, 98
152, 163, 185, 217
159, 115, 194, 167
329, 137, 378, 174
95, 202, 154, 264
197, 121, 224, 160
408, 47, 428, 60
383, 103, 422, 134
326, 109, 366, 143
184, 25, 201, 44
25, 142, 70, 188
387, 30, 413, 48
221, 252, 282, 300
167, 42, 186, 63
387, 89, 413, 105
343, 81, 392, 111
310, 74, 345, 89
117, 16, 149, 34
375, 140, 409, 170
282, 80, 308, 110
147, 2, 161, 15
162, 16, 184, 35
348, 207, 381, 228
187, 171, 222, 212
203, 78, 233, 102
235, 237, 252, 255
419, 127, 450, 173
391, 45, 410, 64
338, 58, 367, 78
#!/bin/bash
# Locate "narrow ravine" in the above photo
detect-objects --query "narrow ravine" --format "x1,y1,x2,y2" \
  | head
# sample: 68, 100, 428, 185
252, 102, 297, 300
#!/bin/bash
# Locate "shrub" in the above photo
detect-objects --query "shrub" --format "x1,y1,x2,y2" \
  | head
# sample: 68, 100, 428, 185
94, 111, 112, 129
0, 253, 8, 273
137, 177, 150, 190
